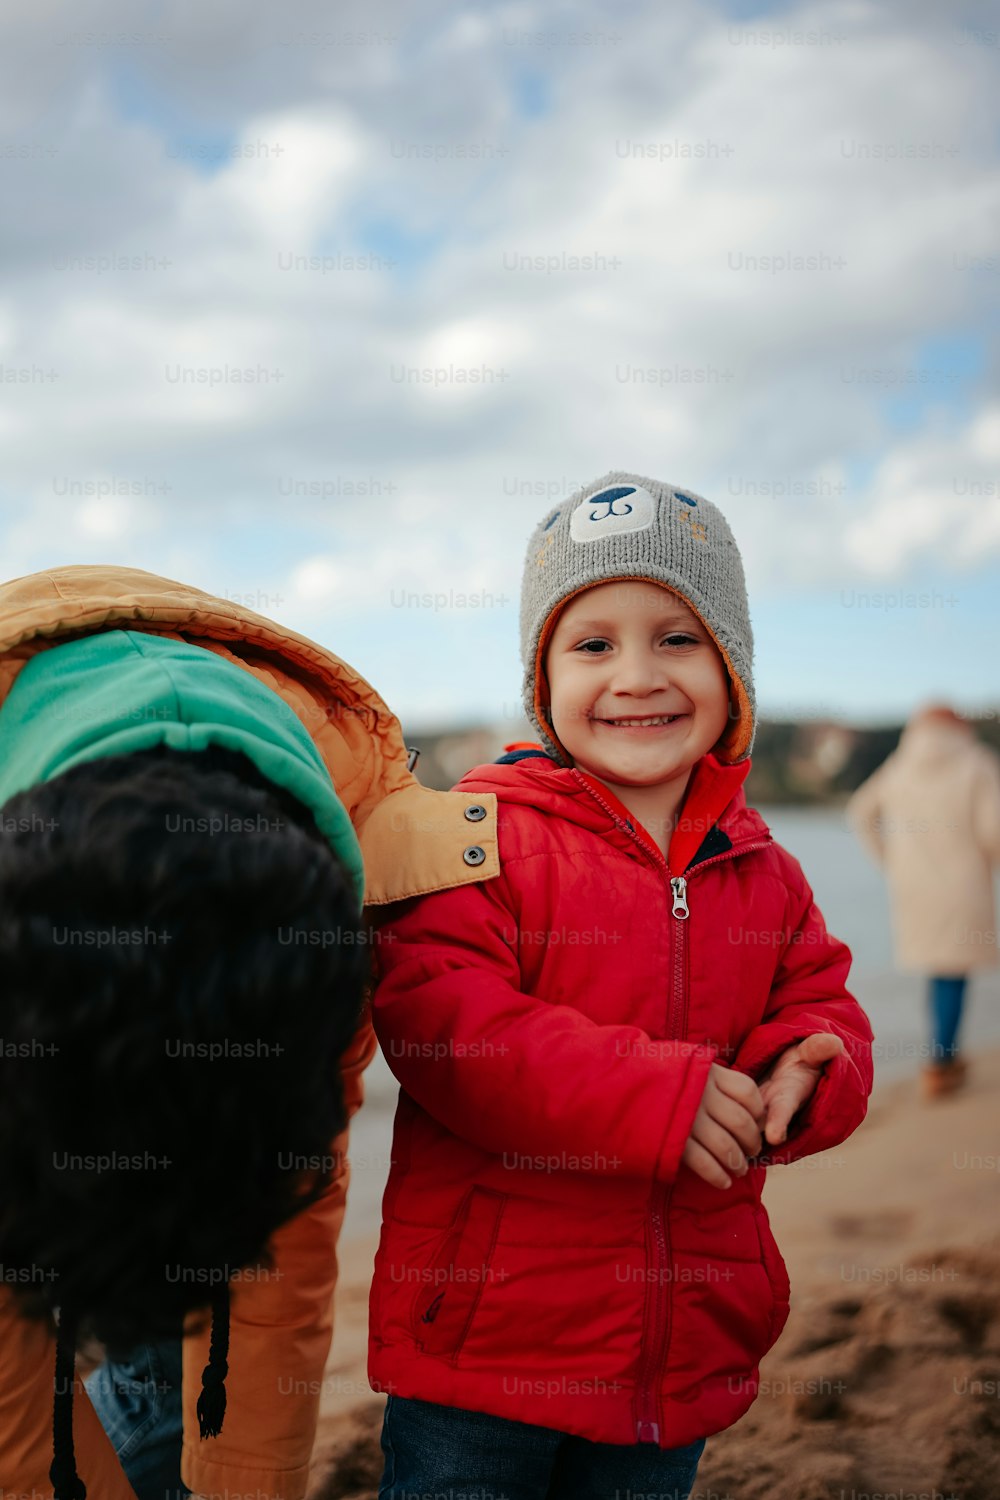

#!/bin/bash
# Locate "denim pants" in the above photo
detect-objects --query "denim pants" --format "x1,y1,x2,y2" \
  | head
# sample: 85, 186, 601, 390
85, 1338, 190, 1500
379, 1393, 707, 1500
929, 974, 968, 1062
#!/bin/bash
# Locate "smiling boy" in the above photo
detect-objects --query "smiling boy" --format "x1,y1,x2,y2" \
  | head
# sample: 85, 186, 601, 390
367, 473, 874, 1500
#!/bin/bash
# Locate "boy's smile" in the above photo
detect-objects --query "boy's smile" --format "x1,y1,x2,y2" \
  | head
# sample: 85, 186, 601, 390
593, 712, 688, 731
542, 580, 732, 846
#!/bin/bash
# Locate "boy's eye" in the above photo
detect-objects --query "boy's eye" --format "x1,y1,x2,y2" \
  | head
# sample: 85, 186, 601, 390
575, 633, 699, 653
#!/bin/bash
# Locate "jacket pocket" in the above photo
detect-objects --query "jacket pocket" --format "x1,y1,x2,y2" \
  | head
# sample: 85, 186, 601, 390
412, 1186, 506, 1360
752, 1205, 791, 1348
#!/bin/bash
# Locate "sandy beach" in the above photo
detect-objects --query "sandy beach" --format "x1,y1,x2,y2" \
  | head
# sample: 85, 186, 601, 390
306, 1048, 1000, 1500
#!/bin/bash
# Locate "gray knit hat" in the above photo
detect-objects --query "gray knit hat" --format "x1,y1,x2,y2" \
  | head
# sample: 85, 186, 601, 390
519, 471, 755, 764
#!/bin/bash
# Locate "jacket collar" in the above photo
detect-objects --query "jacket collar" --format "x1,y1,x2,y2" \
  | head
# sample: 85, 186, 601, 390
459, 751, 767, 875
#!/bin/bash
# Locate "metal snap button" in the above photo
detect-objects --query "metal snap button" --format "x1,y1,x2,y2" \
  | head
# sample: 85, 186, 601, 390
463, 845, 486, 866
464, 803, 487, 822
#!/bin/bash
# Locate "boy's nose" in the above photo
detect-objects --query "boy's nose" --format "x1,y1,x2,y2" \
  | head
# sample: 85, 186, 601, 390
608, 650, 669, 695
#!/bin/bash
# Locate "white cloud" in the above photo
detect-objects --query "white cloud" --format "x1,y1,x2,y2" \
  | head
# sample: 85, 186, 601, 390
843, 404, 1000, 574
180, 106, 365, 249
1, 0, 999, 717
287, 503, 517, 621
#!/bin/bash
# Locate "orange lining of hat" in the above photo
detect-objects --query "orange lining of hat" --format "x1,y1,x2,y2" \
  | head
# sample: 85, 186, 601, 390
533, 578, 753, 765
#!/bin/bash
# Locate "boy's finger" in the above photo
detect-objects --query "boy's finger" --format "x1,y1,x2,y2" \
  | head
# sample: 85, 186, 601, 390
697, 1119, 749, 1177
720, 1067, 765, 1120
710, 1093, 763, 1159
763, 1089, 797, 1144
682, 1138, 733, 1190
798, 1033, 845, 1067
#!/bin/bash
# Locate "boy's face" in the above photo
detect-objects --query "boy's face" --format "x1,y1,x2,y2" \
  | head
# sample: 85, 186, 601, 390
543, 581, 731, 789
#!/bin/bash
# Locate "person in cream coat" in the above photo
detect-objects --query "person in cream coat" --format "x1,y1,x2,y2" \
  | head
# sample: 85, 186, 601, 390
849, 705, 1000, 1096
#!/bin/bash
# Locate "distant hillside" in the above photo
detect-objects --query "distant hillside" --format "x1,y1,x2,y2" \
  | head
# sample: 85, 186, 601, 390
398, 715, 1000, 805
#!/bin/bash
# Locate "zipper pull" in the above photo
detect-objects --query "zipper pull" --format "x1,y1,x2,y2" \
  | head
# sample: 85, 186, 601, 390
670, 876, 689, 920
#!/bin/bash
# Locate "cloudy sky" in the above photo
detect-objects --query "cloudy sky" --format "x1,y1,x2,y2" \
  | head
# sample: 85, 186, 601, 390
1, 0, 998, 734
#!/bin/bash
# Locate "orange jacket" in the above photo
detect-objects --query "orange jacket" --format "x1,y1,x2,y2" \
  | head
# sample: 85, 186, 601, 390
0, 565, 499, 1500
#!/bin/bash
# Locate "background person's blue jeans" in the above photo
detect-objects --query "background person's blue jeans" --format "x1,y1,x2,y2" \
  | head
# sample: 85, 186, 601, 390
379, 1393, 706, 1500
84, 1337, 190, 1500
929, 974, 968, 1063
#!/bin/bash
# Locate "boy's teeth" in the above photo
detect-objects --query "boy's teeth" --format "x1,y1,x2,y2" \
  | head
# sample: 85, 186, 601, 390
607, 715, 678, 726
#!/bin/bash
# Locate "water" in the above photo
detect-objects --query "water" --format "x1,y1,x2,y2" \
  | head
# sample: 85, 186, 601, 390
342, 806, 1000, 1241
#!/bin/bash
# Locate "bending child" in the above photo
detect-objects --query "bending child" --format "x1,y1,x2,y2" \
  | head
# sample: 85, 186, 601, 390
0, 564, 501, 1500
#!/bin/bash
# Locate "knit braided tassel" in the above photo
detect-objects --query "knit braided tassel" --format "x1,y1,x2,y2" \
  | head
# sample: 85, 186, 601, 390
50, 1306, 86, 1500
196, 1285, 230, 1439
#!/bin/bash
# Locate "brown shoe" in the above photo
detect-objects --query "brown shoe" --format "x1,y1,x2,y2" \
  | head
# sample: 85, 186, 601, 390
921, 1058, 967, 1099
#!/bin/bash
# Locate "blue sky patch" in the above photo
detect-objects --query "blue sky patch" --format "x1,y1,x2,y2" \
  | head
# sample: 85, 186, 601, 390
513, 69, 551, 120
108, 61, 240, 178
354, 218, 446, 277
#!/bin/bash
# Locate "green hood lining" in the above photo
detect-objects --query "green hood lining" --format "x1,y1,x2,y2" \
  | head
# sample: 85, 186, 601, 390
0, 629, 365, 906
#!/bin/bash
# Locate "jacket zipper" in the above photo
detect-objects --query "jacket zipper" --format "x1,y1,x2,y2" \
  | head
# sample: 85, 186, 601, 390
638, 845, 772, 1444
567, 771, 771, 1444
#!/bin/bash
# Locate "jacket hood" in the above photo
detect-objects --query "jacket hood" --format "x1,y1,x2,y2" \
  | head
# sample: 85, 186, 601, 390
0, 628, 366, 906
0, 564, 502, 907
455, 749, 766, 874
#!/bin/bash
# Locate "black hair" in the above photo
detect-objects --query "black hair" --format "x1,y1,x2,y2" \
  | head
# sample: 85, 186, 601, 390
0, 744, 368, 1353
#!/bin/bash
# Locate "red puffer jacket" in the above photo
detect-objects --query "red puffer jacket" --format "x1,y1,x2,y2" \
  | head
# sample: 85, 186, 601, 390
368, 751, 874, 1448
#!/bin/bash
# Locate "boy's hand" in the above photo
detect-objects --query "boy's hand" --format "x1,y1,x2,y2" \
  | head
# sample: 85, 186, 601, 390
681, 1063, 765, 1190
758, 1032, 845, 1146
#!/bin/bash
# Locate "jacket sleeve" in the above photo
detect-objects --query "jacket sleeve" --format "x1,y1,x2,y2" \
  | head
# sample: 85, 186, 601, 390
0, 1291, 139, 1500
846, 764, 889, 866
730, 861, 874, 1166
372, 868, 715, 1184
181, 1011, 376, 1500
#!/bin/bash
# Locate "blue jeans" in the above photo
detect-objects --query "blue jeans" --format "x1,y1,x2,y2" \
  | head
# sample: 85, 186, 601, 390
929, 974, 967, 1062
85, 1338, 189, 1500
379, 1394, 706, 1500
